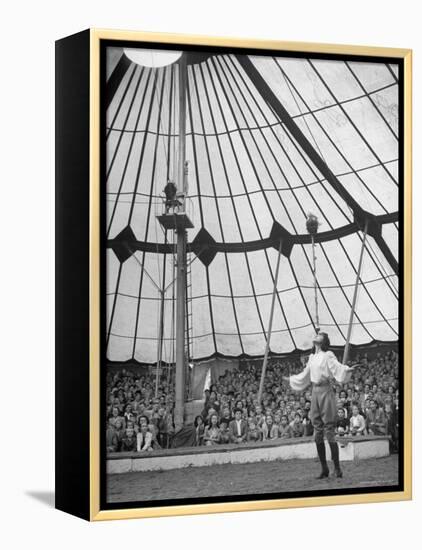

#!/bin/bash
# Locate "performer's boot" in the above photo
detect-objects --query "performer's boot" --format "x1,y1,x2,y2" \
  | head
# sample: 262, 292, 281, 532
329, 441, 343, 478
315, 441, 329, 479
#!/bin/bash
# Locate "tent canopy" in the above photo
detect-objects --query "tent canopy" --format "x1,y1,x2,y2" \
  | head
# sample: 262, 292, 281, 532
105, 48, 399, 364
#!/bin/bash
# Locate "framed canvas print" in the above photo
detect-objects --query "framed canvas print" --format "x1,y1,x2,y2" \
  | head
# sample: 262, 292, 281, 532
55, 29, 412, 521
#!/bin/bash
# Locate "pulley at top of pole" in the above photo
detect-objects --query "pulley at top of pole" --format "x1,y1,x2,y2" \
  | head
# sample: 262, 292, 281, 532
306, 213, 320, 237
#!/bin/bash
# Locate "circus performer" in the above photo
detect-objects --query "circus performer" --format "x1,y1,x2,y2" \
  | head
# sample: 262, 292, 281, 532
283, 332, 356, 478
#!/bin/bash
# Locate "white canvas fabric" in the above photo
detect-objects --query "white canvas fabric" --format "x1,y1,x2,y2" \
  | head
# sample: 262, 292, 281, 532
105, 49, 399, 364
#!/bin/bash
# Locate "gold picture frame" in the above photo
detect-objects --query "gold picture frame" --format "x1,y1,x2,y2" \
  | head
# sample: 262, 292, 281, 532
56, 28, 412, 521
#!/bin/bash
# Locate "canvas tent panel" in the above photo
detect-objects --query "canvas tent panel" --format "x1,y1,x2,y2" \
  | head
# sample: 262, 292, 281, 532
105, 49, 400, 363
347, 62, 397, 93
370, 86, 399, 135
382, 223, 399, 261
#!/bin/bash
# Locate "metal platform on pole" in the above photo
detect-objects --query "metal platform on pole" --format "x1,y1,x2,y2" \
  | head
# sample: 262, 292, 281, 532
157, 213, 194, 231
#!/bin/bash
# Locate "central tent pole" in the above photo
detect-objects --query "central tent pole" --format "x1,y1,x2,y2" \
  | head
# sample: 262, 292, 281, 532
257, 239, 283, 404
155, 288, 165, 397
342, 220, 368, 364
174, 55, 188, 432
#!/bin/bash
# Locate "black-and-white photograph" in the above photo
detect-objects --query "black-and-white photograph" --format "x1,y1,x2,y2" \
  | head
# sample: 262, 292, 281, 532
103, 44, 401, 507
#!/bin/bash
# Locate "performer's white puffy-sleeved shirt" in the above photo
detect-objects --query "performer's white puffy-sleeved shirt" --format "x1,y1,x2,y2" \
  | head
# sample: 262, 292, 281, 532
289, 350, 353, 392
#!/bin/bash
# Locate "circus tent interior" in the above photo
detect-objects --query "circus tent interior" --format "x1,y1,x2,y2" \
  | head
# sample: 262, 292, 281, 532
104, 45, 399, 372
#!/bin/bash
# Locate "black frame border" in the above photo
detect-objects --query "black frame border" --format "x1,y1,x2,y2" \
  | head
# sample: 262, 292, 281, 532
99, 38, 405, 513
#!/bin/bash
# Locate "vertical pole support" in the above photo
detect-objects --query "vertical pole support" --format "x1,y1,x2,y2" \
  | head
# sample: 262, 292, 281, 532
342, 220, 368, 364
174, 55, 188, 432
257, 239, 283, 403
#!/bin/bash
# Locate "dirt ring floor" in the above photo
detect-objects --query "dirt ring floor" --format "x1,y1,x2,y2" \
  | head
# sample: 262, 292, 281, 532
106, 454, 399, 504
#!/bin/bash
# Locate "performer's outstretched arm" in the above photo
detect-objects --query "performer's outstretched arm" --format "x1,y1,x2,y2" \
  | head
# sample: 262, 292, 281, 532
283, 364, 311, 391
326, 351, 355, 384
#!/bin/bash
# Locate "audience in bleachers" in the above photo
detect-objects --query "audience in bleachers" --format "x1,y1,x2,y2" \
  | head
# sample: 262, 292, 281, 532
106, 347, 400, 453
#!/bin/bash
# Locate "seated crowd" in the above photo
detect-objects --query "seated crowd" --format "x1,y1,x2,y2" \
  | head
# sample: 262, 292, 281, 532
106, 348, 400, 454
106, 371, 175, 453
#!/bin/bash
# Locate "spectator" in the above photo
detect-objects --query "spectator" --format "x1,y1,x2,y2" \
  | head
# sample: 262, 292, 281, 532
194, 415, 205, 446
273, 412, 282, 431
229, 409, 248, 443
157, 406, 172, 449
363, 397, 372, 419
114, 418, 125, 449
247, 418, 262, 442
254, 405, 265, 427
262, 414, 278, 440
336, 408, 349, 436
121, 427, 137, 452
136, 424, 153, 452
220, 406, 233, 425
131, 391, 143, 413
219, 419, 231, 444
124, 403, 134, 423
366, 400, 387, 435
106, 420, 119, 453
109, 406, 126, 430
302, 406, 314, 436
201, 391, 220, 418
337, 390, 350, 418
137, 415, 160, 451
203, 413, 221, 446
204, 406, 218, 424
278, 415, 292, 439
360, 384, 371, 409
384, 400, 398, 452
290, 412, 304, 438
349, 404, 366, 436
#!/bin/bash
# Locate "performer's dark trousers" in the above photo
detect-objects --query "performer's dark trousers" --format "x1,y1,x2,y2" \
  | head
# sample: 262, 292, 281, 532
310, 383, 337, 444
310, 382, 342, 475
